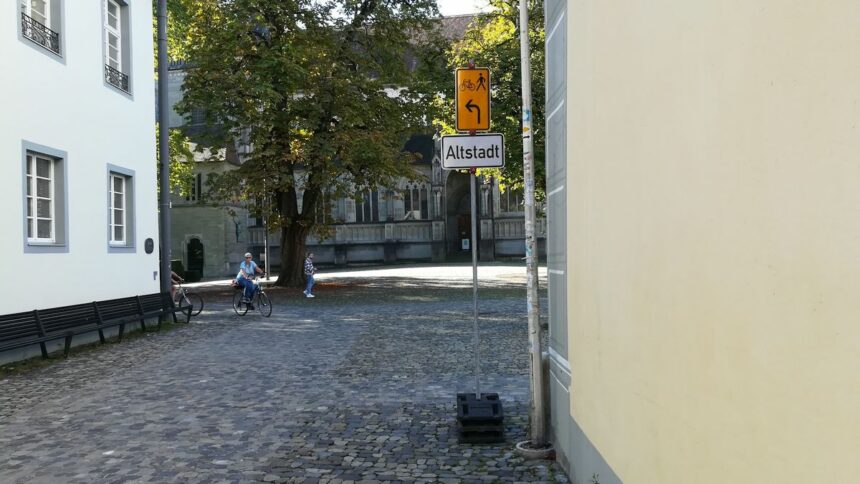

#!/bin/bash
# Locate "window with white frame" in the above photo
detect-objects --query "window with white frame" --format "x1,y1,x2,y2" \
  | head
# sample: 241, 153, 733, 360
103, 0, 130, 92
105, 1, 121, 68
26, 153, 56, 243
402, 185, 428, 220
109, 174, 127, 244
20, 0, 62, 56
500, 188, 524, 213
23, 144, 67, 252
106, 167, 135, 250
22, 0, 49, 26
355, 190, 379, 223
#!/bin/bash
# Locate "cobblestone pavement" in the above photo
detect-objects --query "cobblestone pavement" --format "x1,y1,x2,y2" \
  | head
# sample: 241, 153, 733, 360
0, 266, 567, 483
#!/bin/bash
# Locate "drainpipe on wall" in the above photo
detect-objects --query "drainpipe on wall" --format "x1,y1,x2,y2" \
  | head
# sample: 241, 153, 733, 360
157, 0, 172, 294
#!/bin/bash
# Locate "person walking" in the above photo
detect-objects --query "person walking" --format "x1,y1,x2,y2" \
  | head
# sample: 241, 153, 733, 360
303, 252, 316, 298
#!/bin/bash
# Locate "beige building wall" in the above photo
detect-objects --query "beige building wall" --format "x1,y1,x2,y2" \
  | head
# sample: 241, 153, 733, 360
564, 1, 860, 482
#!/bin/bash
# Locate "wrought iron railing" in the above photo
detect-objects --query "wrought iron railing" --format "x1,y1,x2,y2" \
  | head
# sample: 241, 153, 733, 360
105, 64, 130, 92
21, 12, 60, 55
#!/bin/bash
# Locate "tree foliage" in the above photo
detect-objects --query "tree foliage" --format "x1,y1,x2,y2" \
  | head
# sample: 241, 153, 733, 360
176, 0, 442, 285
439, 0, 545, 197
155, 124, 195, 196
152, 0, 195, 63
152, 2, 200, 200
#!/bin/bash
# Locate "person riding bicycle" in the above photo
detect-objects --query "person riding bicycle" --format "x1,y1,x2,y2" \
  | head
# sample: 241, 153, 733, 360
236, 252, 264, 307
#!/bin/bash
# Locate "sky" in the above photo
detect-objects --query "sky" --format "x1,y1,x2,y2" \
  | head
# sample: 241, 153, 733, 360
437, 0, 491, 16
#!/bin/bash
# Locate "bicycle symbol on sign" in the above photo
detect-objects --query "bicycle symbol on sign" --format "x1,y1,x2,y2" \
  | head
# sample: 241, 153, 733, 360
459, 73, 488, 92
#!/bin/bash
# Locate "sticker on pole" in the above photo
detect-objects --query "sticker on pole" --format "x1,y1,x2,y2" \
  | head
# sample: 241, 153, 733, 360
456, 68, 491, 132
440, 134, 505, 170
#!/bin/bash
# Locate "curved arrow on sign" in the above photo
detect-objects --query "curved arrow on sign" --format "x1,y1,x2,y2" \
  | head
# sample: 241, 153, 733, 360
465, 99, 481, 125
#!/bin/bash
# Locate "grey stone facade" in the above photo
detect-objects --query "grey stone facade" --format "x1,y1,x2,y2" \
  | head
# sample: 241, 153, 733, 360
168, 145, 546, 278
164, 23, 546, 279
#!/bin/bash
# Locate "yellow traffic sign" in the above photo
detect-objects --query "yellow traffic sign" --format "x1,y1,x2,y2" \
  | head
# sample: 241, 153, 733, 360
456, 68, 490, 132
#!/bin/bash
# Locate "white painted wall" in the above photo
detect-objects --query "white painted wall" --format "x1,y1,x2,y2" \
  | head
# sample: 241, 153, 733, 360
0, 1, 159, 312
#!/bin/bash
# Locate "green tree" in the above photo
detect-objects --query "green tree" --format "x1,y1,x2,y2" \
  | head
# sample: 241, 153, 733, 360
439, 0, 545, 196
176, 0, 441, 286
159, 125, 195, 196
152, 2, 199, 199
152, 0, 195, 63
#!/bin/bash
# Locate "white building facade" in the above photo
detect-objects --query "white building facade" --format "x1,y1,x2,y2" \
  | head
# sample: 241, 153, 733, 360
0, 1, 160, 313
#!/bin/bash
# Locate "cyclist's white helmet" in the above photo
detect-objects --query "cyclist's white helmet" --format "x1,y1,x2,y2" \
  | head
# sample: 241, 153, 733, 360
244, 252, 252, 258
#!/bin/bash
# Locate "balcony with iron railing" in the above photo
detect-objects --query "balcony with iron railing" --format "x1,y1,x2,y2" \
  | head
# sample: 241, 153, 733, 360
105, 64, 130, 92
21, 12, 60, 55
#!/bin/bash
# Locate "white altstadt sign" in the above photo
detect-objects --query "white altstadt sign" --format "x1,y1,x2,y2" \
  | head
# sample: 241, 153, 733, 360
440, 133, 505, 170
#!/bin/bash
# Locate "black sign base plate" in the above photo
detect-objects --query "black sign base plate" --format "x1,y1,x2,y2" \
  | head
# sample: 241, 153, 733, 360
456, 392, 505, 444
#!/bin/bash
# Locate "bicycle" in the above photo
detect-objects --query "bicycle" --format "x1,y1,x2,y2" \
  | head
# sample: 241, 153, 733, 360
232, 276, 272, 317
173, 283, 204, 322
459, 79, 475, 91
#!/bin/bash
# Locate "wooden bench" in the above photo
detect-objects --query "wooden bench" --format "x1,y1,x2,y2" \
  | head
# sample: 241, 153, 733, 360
0, 310, 56, 360
37, 302, 101, 358
136, 292, 192, 326
0, 292, 192, 360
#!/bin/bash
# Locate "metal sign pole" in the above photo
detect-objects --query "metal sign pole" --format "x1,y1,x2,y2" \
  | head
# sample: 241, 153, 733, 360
451, 63, 506, 445
470, 169, 481, 399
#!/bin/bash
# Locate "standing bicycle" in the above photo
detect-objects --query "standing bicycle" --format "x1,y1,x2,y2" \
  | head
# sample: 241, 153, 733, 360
174, 282, 204, 321
171, 272, 203, 321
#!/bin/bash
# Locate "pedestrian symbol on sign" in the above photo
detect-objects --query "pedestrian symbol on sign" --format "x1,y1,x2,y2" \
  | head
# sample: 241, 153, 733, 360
476, 73, 487, 91
455, 68, 491, 132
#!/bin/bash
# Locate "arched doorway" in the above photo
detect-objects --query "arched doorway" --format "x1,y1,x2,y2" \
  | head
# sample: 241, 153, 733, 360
186, 238, 205, 282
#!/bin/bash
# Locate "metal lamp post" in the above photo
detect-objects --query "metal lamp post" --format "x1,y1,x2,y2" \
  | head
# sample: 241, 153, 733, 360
515, 0, 552, 457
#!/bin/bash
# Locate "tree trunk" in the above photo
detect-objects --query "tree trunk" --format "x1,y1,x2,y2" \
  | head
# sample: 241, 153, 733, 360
276, 224, 309, 287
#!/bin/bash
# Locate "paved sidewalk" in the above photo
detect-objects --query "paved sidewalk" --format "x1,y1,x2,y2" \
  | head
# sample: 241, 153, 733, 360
0, 266, 566, 483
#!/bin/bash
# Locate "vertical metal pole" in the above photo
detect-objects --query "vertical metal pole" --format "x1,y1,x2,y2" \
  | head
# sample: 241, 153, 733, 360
263, 190, 270, 281
157, 0, 172, 295
489, 176, 495, 260
519, 0, 547, 447
264, 215, 270, 280
470, 169, 481, 399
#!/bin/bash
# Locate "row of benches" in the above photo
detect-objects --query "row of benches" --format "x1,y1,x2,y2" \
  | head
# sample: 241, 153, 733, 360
0, 292, 192, 360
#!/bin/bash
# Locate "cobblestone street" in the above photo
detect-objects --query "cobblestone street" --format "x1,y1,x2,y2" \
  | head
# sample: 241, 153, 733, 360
0, 265, 567, 484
